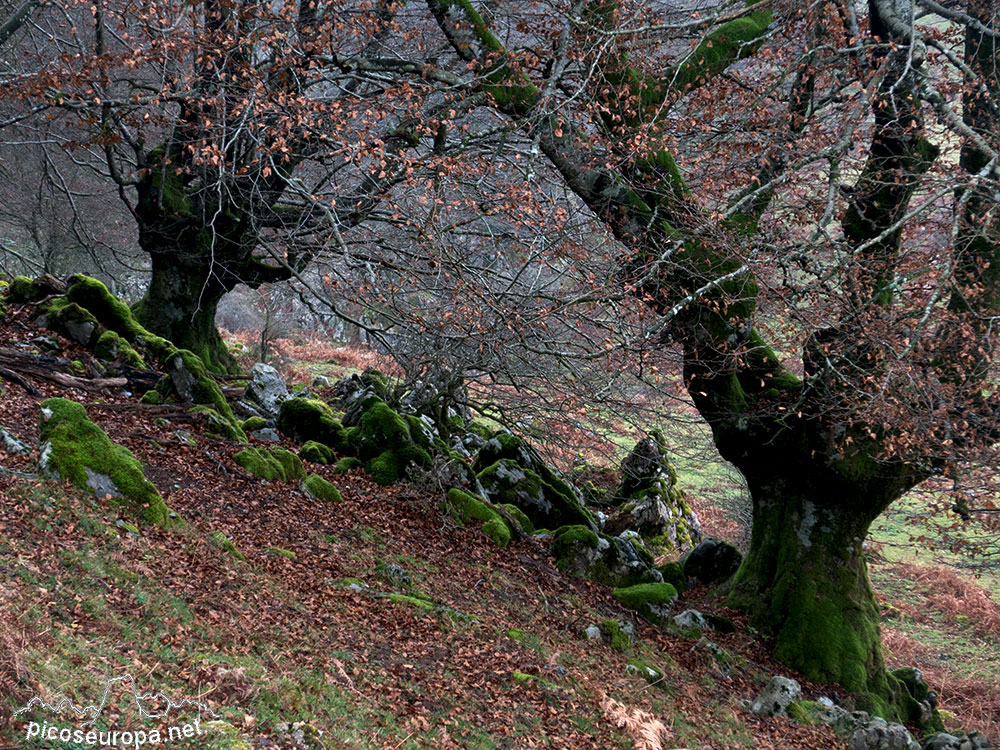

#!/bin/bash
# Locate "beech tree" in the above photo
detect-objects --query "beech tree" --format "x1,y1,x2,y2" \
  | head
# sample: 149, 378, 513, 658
4, 0, 473, 370
418, 0, 1000, 718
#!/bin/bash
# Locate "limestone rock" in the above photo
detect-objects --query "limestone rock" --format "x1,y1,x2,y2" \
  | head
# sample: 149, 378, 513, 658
605, 431, 701, 549
246, 362, 290, 418
0, 425, 31, 455
847, 717, 920, 750
750, 676, 802, 717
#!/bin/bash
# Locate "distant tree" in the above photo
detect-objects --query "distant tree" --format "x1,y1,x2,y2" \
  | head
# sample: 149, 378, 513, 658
3, 0, 474, 370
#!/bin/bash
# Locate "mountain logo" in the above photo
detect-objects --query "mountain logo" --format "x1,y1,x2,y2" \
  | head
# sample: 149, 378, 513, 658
10, 673, 230, 749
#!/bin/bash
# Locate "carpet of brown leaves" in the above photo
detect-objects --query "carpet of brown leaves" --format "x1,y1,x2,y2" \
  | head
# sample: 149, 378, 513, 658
0, 312, 991, 748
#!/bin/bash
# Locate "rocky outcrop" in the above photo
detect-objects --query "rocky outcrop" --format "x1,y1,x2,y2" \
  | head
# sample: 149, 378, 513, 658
604, 431, 701, 549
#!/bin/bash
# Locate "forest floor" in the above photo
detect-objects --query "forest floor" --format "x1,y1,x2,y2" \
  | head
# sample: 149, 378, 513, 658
0, 318, 998, 749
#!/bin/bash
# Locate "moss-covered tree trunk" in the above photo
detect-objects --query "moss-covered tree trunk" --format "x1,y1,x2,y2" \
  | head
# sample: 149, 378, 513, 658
131, 247, 233, 373
129, 146, 297, 374
726, 457, 911, 715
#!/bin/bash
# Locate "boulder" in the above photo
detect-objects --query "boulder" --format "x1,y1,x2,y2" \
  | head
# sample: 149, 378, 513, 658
847, 717, 920, 750
681, 538, 743, 584
0, 425, 31, 455
750, 676, 802, 717
245, 363, 289, 418
475, 432, 594, 531
612, 583, 679, 627
277, 397, 349, 452
551, 525, 661, 587
347, 397, 432, 485
605, 431, 701, 549
38, 398, 172, 526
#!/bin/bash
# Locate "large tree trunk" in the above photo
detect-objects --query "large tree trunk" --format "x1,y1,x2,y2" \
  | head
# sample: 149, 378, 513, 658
131, 247, 234, 374
727, 463, 901, 715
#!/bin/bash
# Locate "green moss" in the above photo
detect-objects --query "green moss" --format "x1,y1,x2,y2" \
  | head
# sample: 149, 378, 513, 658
787, 700, 823, 724
39, 398, 170, 526
551, 524, 600, 561
482, 517, 511, 547
507, 628, 528, 642
405, 414, 433, 449
366, 449, 401, 485
264, 547, 296, 559
208, 530, 245, 561
169, 350, 238, 422
656, 561, 687, 592
612, 583, 678, 626
302, 474, 343, 503
387, 593, 435, 612
66, 274, 146, 339
140, 390, 163, 405
242, 416, 268, 432
190, 406, 247, 442
94, 330, 146, 368
299, 440, 333, 464
602, 619, 631, 652
277, 398, 348, 451
44, 298, 99, 346
501, 503, 534, 534
6, 275, 39, 303
625, 659, 665, 686
350, 398, 410, 459
332, 456, 363, 474
445, 488, 512, 547
271, 447, 305, 480
233, 447, 286, 480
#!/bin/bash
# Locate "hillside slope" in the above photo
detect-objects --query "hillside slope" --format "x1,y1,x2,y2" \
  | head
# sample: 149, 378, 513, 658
0, 300, 997, 749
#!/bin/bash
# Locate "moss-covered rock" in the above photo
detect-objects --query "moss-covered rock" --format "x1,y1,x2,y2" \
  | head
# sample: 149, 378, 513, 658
477, 459, 593, 531
501, 503, 534, 535
43, 298, 99, 346
277, 397, 349, 451
332, 456, 363, 474
625, 659, 665, 686
264, 547, 297, 560
602, 619, 632, 651
6, 275, 39, 303
299, 440, 333, 464
446, 488, 513, 547
94, 330, 146, 368
242, 416, 268, 433
551, 524, 661, 587
605, 431, 701, 549
208, 531, 245, 561
347, 397, 432, 485
189, 406, 248, 442
612, 583, 678, 626
38, 398, 170, 525
302, 474, 343, 503
140, 390, 163, 405
656, 561, 687, 593
271, 447, 305, 480
233, 447, 286, 480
